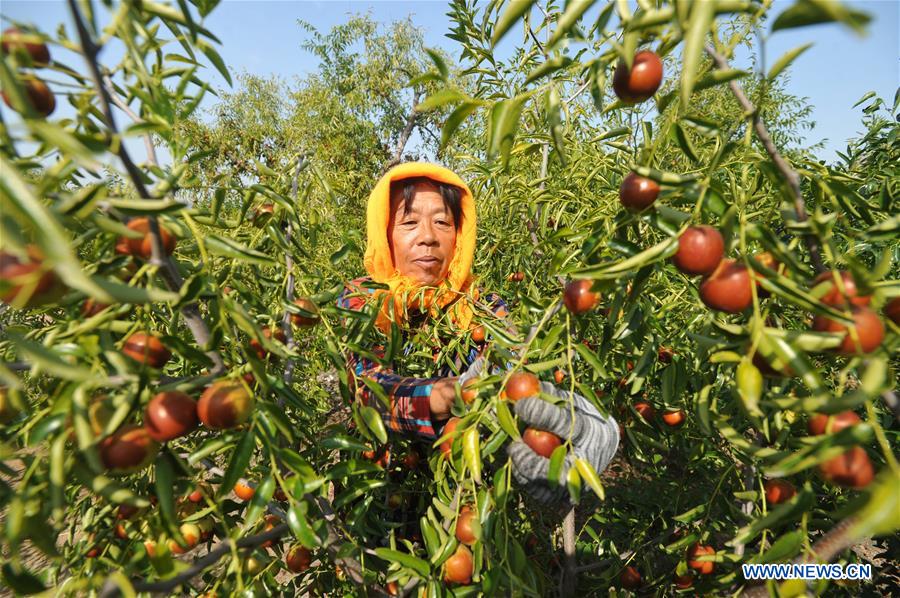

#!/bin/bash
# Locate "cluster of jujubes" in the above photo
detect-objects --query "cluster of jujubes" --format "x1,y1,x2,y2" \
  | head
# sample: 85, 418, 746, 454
1, 28, 55, 117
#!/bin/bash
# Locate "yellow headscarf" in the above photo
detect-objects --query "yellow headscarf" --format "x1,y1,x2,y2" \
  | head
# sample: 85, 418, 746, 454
363, 162, 477, 334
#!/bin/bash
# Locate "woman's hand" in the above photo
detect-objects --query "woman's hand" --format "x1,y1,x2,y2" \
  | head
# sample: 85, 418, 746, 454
429, 377, 458, 421
507, 382, 619, 504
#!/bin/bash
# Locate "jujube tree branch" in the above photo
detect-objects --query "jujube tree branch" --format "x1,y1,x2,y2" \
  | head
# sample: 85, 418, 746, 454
705, 45, 825, 274
67, 0, 225, 374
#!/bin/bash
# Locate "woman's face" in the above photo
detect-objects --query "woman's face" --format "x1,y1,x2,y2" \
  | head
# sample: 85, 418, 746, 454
388, 181, 457, 286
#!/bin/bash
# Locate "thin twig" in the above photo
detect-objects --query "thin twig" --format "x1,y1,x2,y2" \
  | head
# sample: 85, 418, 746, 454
189, 456, 387, 595
102, 74, 157, 165
283, 154, 306, 388
564, 79, 590, 105
527, 24, 545, 56
69, 0, 224, 374
98, 524, 290, 597
312, 494, 389, 595
705, 45, 825, 274
385, 90, 422, 170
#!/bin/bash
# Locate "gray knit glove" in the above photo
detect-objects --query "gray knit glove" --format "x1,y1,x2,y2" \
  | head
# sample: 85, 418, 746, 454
507, 381, 619, 504
458, 356, 486, 386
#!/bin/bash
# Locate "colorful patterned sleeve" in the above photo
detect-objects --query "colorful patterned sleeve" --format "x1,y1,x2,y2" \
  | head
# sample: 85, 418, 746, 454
337, 278, 442, 439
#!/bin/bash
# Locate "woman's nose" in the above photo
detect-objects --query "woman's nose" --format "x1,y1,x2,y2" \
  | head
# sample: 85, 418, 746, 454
417, 222, 437, 245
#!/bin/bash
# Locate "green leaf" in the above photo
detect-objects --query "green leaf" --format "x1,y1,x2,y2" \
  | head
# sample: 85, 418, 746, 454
93, 275, 178, 304
7, 331, 93, 381
672, 123, 699, 163
416, 88, 467, 112
107, 199, 184, 214
196, 38, 232, 86
408, 72, 443, 86
154, 451, 179, 538
626, 6, 675, 30
767, 43, 813, 79
524, 55, 573, 85
254, 159, 278, 177
660, 363, 677, 405
772, 0, 871, 34
496, 399, 520, 439
124, 121, 171, 137
244, 476, 275, 529
420, 516, 441, 555
49, 435, 65, 521
674, 503, 708, 524
463, 427, 482, 485
425, 48, 449, 80
755, 530, 804, 563
374, 548, 430, 577
681, 0, 715, 108
320, 435, 371, 452
851, 91, 877, 108
736, 358, 764, 417
487, 96, 526, 170
360, 405, 388, 445
73, 463, 150, 507
573, 235, 679, 279
548, 0, 597, 47
632, 165, 700, 185
218, 428, 256, 498
287, 501, 320, 547
441, 101, 480, 149
682, 115, 721, 137
731, 490, 814, 545
547, 445, 567, 485
329, 243, 352, 265
492, 0, 539, 46
574, 458, 605, 500
206, 235, 274, 265
847, 469, 900, 540
493, 464, 509, 509
547, 86, 567, 167
30, 122, 102, 170
430, 533, 459, 567
334, 479, 386, 509
693, 68, 748, 92
574, 341, 609, 378
590, 126, 631, 143
864, 213, 899, 240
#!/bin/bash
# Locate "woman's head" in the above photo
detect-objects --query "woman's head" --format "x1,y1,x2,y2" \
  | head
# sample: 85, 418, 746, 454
388, 176, 463, 286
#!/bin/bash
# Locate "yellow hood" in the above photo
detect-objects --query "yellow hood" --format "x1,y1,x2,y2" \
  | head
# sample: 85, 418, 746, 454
364, 162, 477, 333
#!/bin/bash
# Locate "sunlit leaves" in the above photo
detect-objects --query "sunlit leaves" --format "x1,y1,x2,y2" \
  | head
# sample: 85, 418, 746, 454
681, 0, 715, 107
486, 95, 527, 170
772, 0, 871, 33
767, 43, 813, 80
491, 0, 539, 47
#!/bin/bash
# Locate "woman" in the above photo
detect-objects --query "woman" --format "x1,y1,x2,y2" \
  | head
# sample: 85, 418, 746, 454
338, 162, 619, 503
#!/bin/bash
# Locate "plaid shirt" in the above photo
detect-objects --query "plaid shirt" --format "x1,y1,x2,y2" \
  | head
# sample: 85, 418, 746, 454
337, 276, 507, 439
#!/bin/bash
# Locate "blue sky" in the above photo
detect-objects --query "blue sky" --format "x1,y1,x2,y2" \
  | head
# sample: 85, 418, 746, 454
3, 0, 898, 163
